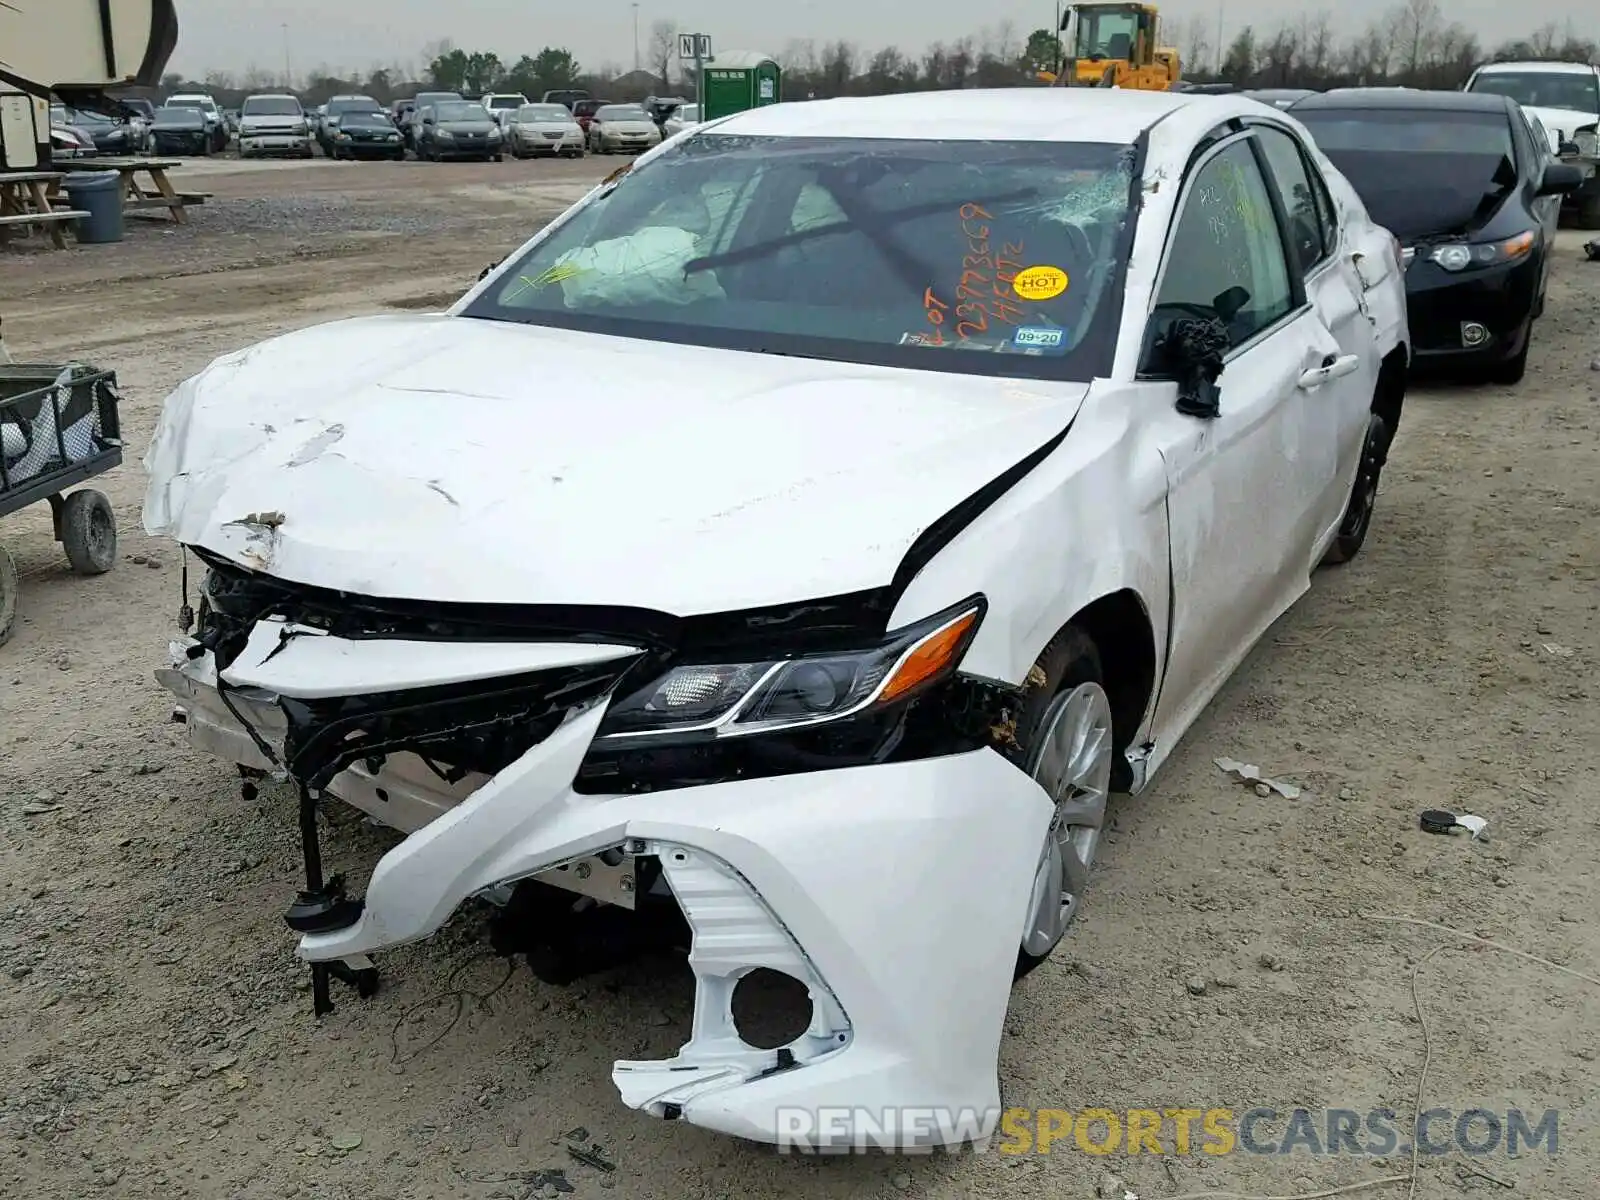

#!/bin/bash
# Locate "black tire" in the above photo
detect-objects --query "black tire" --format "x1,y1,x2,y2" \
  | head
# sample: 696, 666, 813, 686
0, 543, 18, 648
1578, 193, 1600, 231
1322, 413, 1390, 566
1011, 625, 1108, 982
59, 489, 117, 575
1490, 325, 1531, 385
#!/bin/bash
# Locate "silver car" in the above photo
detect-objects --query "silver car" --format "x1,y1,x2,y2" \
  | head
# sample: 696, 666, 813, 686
587, 104, 662, 154
663, 103, 701, 137
506, 103, 586, 158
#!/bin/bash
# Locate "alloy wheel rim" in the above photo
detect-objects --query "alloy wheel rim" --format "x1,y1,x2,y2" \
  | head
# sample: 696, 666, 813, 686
1021, 681, 1114, 958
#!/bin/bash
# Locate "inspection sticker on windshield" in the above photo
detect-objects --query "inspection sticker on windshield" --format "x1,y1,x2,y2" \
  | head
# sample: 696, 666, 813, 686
1013, 325, 1068, 355
1013, 266, 1069, 301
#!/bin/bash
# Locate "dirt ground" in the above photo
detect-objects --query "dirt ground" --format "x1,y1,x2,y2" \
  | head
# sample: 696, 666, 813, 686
2, 154, 1598, 1200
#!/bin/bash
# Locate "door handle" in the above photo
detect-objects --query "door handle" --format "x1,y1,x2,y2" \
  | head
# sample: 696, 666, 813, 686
1297, 354, 1360, 389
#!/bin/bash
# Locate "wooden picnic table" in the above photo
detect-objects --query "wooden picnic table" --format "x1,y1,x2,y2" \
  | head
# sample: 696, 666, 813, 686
0, 171, 87, 250
53, 157, 210, 225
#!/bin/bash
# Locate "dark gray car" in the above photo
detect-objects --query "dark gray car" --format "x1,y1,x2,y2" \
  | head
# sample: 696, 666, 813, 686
415, 100, 504, 161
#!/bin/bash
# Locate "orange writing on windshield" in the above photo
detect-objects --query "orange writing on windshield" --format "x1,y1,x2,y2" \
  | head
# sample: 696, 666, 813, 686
952, 203, 1027, 338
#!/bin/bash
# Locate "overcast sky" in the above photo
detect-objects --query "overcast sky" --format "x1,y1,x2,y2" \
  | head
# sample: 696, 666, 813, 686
171, 0, 1592, 79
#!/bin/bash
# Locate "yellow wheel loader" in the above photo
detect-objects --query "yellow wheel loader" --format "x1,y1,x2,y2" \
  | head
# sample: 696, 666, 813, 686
1036, 3, 1180, 92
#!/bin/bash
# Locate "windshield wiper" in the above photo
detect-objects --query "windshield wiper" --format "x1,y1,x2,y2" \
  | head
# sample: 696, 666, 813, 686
683, 184, 1038, 285
1468, 154, 1518, 224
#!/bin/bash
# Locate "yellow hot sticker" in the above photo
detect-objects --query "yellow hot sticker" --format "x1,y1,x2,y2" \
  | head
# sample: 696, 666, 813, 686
1013, 265, 1068, 301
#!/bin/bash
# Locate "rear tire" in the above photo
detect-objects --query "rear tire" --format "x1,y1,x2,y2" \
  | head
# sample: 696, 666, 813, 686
1322, 413, 1390, 566
1011, 627, 1115, 982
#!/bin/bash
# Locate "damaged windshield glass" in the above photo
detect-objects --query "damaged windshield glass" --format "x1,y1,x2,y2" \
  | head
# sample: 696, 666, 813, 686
461, 134, 1138, 382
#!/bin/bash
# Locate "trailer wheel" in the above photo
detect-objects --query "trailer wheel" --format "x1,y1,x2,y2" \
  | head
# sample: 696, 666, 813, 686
60, 490, 117, 575
0, 544, 18, 648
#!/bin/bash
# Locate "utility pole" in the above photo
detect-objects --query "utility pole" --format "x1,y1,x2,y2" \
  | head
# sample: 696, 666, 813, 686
1054, 1, 1063, 75
632, 4, 641, 72
282, 23, 293, 88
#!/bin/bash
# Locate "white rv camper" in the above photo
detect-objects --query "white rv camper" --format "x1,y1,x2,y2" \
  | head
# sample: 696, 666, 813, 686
0, 0, 178, 169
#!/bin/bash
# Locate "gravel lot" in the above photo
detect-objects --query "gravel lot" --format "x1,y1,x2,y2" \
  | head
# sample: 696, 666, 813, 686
2, 154, 1599, 1200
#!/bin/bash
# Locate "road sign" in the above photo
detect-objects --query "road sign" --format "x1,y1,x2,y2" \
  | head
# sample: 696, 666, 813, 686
678, 33, 712, 61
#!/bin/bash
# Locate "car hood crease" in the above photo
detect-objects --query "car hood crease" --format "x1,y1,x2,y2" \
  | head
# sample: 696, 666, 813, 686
143, 314, 1090, 614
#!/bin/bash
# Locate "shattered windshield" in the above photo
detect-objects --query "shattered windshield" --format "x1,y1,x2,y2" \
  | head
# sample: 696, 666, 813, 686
462, 134, 1138, 383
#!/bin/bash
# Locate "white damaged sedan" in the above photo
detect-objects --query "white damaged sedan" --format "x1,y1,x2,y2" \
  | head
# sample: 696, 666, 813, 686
143, 89, 1408, 1147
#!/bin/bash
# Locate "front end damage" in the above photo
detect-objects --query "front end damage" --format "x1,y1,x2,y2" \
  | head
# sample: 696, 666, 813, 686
155, 552, 1055, 1145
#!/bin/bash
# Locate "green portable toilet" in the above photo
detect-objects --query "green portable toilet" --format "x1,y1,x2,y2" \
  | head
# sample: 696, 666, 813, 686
700, 51, 781, 121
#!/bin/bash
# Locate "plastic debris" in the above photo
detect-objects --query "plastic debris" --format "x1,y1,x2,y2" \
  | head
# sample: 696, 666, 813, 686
1419, 809, 1489, 840
1540, 642, 1574, 658
1214, 757, 1302, 800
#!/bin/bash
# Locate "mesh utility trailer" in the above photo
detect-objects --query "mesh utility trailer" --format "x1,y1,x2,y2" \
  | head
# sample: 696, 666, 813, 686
0, 361, 124, 645
700, 52, 781, 122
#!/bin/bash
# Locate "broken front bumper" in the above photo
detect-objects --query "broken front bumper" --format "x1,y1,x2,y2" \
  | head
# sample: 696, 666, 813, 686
157, 633, 1052, 1146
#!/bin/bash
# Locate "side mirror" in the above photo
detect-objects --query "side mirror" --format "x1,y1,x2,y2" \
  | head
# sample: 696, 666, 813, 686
1556, 140, 1580, 157
1539, 162, 1585, 196
1148, 311, 1231, 419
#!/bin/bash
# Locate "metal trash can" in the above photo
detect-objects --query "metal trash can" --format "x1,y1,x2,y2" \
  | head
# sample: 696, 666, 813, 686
62, 171, 125, 245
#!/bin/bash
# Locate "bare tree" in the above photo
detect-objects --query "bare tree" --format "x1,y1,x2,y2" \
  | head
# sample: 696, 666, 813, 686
1298, 11, 1336, 79
1167, 17, 1213, 76
1527, 22, 1561, 58
1390, 0, 1441, 78
1259, 26, 1301, 86
648, 19, 677, 88
819, 41, 856, 96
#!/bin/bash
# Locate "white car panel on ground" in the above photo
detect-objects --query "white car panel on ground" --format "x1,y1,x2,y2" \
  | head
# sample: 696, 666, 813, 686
142, 88, 1409, 1149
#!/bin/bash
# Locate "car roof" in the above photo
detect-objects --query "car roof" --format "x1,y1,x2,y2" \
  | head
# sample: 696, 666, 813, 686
1473, 60, 1596, 75
1291, 87, 1513, 113
713, 88, 1213, 143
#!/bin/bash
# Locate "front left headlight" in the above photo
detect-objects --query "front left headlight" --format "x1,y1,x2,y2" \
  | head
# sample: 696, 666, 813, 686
1576, 125, 1599, 157
595, 598, 984, 744
1428, 231, 1535, 272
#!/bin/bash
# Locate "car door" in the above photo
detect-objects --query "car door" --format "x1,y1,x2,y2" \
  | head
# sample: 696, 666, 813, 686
1142, 133, 1346, 737
1249, 123, 1376, 539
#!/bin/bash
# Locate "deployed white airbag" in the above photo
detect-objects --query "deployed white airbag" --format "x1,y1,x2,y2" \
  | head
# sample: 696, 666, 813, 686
553, 226, 725, 307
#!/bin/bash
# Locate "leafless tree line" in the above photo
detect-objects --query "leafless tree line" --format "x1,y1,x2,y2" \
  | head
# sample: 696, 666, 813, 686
167, 1, 1595, 107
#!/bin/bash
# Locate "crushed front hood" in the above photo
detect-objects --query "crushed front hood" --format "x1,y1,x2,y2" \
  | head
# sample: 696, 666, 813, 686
144, 314, 1087, 613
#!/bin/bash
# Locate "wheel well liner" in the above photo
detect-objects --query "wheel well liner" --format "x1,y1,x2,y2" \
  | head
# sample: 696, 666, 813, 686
1052, 590, 1157, 788
1372, 344, 1406, 443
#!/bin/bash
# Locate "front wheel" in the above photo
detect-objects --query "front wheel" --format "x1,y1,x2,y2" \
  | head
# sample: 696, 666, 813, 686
1489, 323, 1531, 386
1012, 627, 1115, 981
1577, 192, 1600, 231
